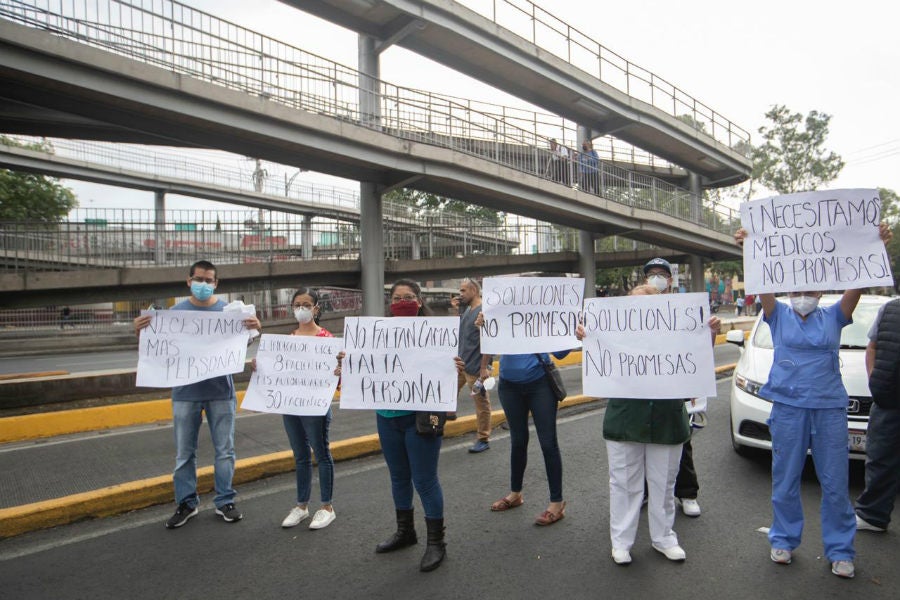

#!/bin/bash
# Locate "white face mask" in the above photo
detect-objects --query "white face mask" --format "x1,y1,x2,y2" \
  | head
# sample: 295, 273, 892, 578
790, 295, 819, 316
293, 307, 315, 324
648, 275, 669, 292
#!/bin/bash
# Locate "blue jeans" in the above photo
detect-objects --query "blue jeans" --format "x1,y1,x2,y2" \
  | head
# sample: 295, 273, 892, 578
283, 410, 334, 504
172, 398, 236, 509
376, 413, 443, 519
767, 403, 855, 561
855, 404, 900, 528
498, 376, 563, 502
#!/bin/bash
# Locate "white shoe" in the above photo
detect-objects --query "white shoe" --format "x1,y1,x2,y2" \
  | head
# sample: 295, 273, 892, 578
309, 508, 336, 530
856, 514, 886, 532
281, 506, 309, 528
611, 548, 632, 565
652, 543, 686, 561
680, 498, 701, 517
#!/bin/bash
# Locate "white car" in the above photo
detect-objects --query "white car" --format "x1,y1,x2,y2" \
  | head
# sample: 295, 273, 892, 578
727, 294, 892, 459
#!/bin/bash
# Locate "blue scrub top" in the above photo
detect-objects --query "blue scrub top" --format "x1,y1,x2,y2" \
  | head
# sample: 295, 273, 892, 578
760, 300, 850, 409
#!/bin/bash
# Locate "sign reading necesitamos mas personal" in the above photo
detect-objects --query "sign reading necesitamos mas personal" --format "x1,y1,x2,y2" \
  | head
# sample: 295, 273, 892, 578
242, 334, 343, 416
339, 317, 459, 412
479, 276, 584, 354
741, 189, 893, 294
580, 293, 717, 399
136, 310, 250, 387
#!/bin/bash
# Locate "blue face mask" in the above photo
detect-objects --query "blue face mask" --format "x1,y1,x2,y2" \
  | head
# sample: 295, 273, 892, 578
190, 281, 215, 301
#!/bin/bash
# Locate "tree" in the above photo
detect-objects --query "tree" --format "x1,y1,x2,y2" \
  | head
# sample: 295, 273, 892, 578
752, 105, 844, 194
383, 188, 502, 224
0, 136, 78, 223
880, 188, 900, 293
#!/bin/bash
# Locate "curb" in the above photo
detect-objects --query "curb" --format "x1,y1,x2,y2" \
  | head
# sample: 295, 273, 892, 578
0, 395, 598, 539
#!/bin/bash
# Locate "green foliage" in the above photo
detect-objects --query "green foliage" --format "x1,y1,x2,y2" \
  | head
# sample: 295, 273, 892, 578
383, 188, 502, 224
0, 169, 78, 223
752, 105, 844, 194
0, 136, 77, 223
707, 260, 742, 278
879, 187, 899, 223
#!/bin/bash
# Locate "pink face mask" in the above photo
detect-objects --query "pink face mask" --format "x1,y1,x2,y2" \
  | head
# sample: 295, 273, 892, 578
390, 300, 420, 317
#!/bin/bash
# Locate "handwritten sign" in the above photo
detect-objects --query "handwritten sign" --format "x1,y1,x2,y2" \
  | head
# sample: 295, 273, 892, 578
339, 317, 459, 411
480, 276, 584, 354
136, 310, 250, 388
741, 189, 893, 293
242, 334, 343, 416
580, 293, 716, 399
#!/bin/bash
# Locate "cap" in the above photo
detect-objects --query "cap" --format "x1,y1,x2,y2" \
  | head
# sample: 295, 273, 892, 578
643, 258, 672, 276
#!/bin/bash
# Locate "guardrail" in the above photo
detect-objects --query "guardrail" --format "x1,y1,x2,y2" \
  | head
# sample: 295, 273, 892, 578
0, 0, 741, 234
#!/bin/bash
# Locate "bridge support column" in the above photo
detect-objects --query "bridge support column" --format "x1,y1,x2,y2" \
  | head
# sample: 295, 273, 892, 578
579, 231, 596, 299
689, 255, 705, 293
411, 234, 421, 260
360, 182, 385, 316
689, 171, 702, 224
301, 214, 313, 260
153, 190, 166, 265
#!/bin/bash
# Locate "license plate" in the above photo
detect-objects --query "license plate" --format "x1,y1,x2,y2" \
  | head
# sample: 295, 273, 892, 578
849, 431, 866, 453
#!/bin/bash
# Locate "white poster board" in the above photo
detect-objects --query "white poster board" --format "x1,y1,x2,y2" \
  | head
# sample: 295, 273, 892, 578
242, 334, 343, 416
339, 317, 459, 411
580, 293, 716, 399
480, 276, 584, 354
741, 189, 893, 294
136, 310, 250, 388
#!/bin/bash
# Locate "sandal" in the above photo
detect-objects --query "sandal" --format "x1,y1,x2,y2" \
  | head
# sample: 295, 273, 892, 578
535, 501, 566, 526
491, 495, 524, 512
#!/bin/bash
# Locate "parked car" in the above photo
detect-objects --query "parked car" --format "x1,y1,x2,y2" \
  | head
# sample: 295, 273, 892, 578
726, 294, 892, 459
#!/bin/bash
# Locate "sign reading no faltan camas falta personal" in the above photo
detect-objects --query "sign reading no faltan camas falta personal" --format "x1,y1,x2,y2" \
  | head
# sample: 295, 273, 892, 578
740, 189, 894, 294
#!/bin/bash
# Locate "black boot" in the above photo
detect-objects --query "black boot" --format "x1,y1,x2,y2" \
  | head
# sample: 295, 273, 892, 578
419, 518, 446, 572
375, 509, 417, 553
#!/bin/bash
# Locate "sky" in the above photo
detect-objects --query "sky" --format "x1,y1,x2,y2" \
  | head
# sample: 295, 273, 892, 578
66, 0, 900, 213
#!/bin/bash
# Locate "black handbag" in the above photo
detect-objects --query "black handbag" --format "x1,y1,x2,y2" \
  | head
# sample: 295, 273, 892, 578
535, 354, 567, 402
415, 411, 447, 436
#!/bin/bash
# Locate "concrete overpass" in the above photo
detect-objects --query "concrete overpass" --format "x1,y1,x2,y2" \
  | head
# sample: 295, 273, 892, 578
279, 0, 752, 187
0, 5, 742, 260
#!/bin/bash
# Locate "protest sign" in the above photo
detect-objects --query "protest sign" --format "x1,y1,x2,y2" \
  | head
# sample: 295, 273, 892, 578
741, 189, 893, 293
580, 293, 716, 399
339, 316, 459, 411
479, 276, 584, 354
136, 310, 250, 387
242, 334, 343, 416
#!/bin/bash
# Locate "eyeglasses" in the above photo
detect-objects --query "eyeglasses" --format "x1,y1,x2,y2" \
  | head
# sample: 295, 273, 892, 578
391, 295, 417, 302
190, 277, 216, 284
292, 303, 316, 310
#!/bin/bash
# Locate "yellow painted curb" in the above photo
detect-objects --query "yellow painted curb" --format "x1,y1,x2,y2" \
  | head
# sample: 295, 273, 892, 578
0, 370, 69, 381
0, 396, 600, 538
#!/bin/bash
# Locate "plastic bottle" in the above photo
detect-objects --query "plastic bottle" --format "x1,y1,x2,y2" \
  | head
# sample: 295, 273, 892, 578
471, 378, 485, 397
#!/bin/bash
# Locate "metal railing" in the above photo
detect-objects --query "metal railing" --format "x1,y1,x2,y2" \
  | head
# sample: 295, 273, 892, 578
0, 0, 740, 235
457, 0, 751, 153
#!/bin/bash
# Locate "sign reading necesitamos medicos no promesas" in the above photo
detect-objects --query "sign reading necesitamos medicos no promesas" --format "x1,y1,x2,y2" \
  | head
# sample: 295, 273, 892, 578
741, 189, 894, 294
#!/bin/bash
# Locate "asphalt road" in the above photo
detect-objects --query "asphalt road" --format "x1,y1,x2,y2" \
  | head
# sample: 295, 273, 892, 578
1, 378, 896, 600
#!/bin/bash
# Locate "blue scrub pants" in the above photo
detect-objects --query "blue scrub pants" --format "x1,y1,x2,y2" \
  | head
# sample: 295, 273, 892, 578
767, 403, 855, 561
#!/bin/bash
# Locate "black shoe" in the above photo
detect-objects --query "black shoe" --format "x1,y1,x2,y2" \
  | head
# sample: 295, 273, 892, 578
420, 518, 446, 572
376, 509, 417, 553
215, 503, 243, 523
468, 440, 490, 453
165, 502, 198, 529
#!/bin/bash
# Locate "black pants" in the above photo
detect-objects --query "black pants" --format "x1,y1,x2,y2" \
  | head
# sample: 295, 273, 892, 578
674, 438, 699, 499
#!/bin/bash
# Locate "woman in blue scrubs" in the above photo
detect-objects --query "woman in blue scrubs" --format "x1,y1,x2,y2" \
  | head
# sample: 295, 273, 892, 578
735, 223, 892, 579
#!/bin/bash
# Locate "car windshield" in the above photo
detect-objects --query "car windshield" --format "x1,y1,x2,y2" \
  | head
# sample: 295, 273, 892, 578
751, 299, 885, 350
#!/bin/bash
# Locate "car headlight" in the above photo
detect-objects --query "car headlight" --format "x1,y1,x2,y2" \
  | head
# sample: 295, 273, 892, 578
734, 373, 767, 399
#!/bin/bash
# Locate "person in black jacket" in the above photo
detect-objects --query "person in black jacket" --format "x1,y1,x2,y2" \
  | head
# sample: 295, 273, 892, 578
855, 298, 900, 532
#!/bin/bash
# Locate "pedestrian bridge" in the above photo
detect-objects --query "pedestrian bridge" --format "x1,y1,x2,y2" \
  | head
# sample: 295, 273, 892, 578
0, 0, 743, 261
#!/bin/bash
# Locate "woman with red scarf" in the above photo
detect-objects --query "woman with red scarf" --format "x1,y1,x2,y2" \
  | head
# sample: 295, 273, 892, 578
340, 278, 461, 572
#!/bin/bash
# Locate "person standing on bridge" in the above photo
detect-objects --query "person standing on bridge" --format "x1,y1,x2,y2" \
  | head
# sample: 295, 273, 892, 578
133, 260, 261, 529
735, 223, 892, 579
336, 279, 464, 572
456, 278, 493, 453
643, 257, 705, 518
578, 139, 600, 193
276, 287, 337, 530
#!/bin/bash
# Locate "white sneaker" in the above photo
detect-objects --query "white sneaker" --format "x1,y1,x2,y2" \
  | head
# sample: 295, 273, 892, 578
652, 543, 686, 561
611, 548, 632, 565
309, 508, 336, 530
856, 514, 886, 532
281, 506, 309, 528
680, 498, 701, 517
832, 560, 855, 578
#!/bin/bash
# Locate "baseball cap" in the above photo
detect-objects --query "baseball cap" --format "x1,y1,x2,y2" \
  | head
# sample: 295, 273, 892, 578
643, 258, 672, 276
